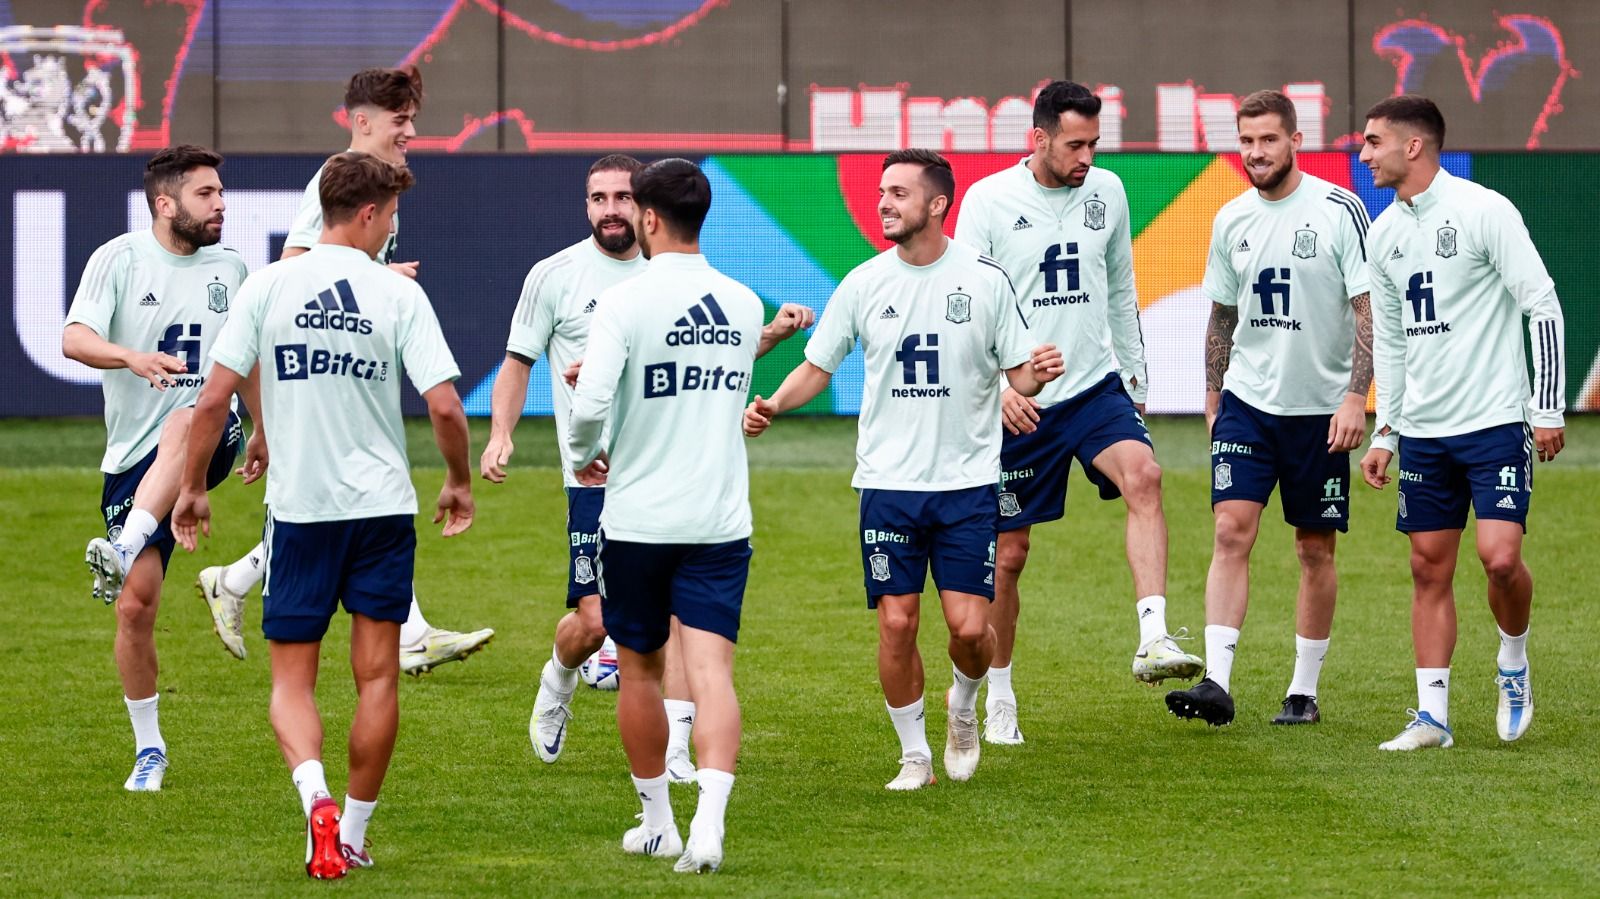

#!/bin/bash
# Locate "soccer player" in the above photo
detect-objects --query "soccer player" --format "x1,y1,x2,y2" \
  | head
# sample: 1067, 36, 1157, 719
1357, 95, 1564, 750
954, 80, 1199, 743
195, 65, 493, 673
65, 145, 261, 791
173, 152, 473, 877
746, 150, 1063, 790
481, 154, 812, 776
1163, 90, 1372, 727
566, 158, 767, 873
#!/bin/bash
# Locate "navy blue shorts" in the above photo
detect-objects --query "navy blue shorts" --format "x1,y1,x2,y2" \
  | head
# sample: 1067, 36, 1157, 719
998, 372, 1152, 530
597, 534, 752, 654
99, 410, 241, 572
1396, 423, 1532, 533
565, 487, 604, 606
1209, 392, 1350, 532
261, 512, 416, 642
859, 485, 997, 606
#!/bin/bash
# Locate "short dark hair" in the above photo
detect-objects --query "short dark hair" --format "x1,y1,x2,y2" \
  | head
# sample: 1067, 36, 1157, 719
344, 66, 424, 113
143, 144, 223, 213
1237, 89, 1297, 134
588, 153, 643, 183
1365, 94, 1446, 150
1033, 80, 1102, 132
881, 149, 956, 213
631, 158, 711, 240
319, 151, 416, 226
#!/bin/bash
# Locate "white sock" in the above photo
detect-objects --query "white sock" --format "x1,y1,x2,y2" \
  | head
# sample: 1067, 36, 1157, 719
1287, 635, 1330, 698
125, 693, 165, 754
340, 795, 376, 849
399, 595, 429, 647
114, 509, 160, 565
291, 759, 330, 817
1416, 667, 1450, 727
632, 772, 673, 829
985, 663, 1015, 712
544, 645, 579, 696
665, 699, 696, 755
948, 665, 981, 714
222, 542, 265, 595
886, 698, 931, 763
690, 768, 734, 841
1136, 595, 1168, 645
1497, 625, 1529, 672
1203, 625, 1240, 693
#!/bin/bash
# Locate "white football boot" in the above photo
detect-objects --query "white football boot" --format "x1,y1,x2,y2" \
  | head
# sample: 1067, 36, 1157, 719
86, 537, 132, 604
124, 747, 168, 792
943, 693, 981, 782
983, 699, 1025, 745
400, 626, 495, 676
1495, 666, 1533, 742
674, 828, 724, 874
622, 816, 683, 858
884, 756, 935, 791
665, 747, 697, 785
529, 662, 575, 763
195, 566, 247, 660
1378, 709, 1454, 751
1133, 627, 1205, 684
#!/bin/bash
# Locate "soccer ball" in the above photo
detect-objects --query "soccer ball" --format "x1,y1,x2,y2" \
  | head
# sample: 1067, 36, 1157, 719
579, 637, 620, 690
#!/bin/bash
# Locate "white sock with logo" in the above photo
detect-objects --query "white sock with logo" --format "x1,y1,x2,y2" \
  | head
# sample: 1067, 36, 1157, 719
1203, 625, 1240, 693
689, 768, 734, 842
125, 693, 165, 754
886, 698, 931, 763
985, 663, 1015, 713
632, 772, 673, 829
399, 596, 429, 647
292, 759, 330, 817
949, 665, 982, 714
114, 509, 159, 565
222, 542, 265, 595
665, 699, 696, 756
1496, 625, 1529, 672
1136, 595, 1168, 645
1286, 635, 1330, 698
340, 795, 376, 850
1416, 667, 1450, 727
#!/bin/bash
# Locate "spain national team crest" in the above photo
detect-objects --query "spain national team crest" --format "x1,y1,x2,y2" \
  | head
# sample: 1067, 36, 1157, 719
1213, 462, 1232, 491
998, 492, 1021, 517
869, 552, 891, 582
207, 281, 229, 313
1084, 199, 1107, 231
945, 292, 971, 324
1436, 226, 1458, 258
573, 555, 596, 585
1397, 491, 1408, 519
1292, 228, 1317, 259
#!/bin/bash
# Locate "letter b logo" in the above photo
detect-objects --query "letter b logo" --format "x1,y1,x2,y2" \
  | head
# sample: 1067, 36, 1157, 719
275, 344, 309, 380
644, 362, 678, 398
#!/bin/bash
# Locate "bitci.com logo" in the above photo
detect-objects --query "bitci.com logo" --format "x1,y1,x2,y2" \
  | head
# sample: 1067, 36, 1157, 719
275, 344, 389, 382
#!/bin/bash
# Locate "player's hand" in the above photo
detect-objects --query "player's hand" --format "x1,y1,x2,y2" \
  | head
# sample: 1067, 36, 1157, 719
563, 359, 583, 388
1028, 344, 1064, 383
574, 453, 609, 486
388, 261, 419, 279
237, 430, 268, 484
172, 489, 210, 552
763, 304, 815, 342
1360, 447, 1393, 490
434, 481, 474, 536
744, 395, 778, 437
1001, 388, 1041, 436
480, 435, 514, 483
126, 351, 186, 391
1533, 426, 1565, 462
1327, 393, 1367, 453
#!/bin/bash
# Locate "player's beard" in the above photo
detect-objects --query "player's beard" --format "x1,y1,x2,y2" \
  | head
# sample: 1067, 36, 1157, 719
884, 206, 929, 245
1247, 155, 1294, 193
592, 216, 636, 254
171, 205, 222, 249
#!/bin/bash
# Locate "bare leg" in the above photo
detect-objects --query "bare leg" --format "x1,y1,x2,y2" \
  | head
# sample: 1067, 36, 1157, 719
876, 594, 923, 708
989, 528, 1030, 668
114, 548, 165, 700
346, 615, 400, 801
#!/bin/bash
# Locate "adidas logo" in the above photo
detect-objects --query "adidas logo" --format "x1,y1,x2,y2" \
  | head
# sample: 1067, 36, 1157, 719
1235, 238, 1251, 252
880, 305, 899, 320
295, 279, 373, 334
139, 292, 159, 307
1389, 246, 1403, 260
1139, 608, 1155, 619
582, 298, 597, 314
1224, 643, 1237, 652
1012, 216, 1032, 231
1427, 679, 1447, 689
667, 293, 741, 346
1496, 495, 1517, 510
1322, 504, 1341, 518
675, 716, 694, 725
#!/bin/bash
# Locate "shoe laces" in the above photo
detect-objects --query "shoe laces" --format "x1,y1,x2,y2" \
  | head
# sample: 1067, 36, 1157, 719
537, 703, 574, 726
133, 751, 165, 774
949, 713, 979, 751
1399, 708, 1436, 732
1495, 673, 1529, 705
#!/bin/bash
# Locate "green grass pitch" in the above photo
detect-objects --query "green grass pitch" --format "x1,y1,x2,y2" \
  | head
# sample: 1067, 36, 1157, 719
2, 416, 1597, 895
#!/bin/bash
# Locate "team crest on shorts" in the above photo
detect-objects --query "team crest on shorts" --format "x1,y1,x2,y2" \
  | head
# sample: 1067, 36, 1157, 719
107, 524, 122, 543
1084, 199, 1107, 231
1397, 491, 1408, 519
945, 292, 971, 324
1213, 462, 1232, 491
869, 552, 891, 582
1436, 226, 1458, 258
573, 555, 596, 585
1292, 228, 1317, 259
207, 280, 229, 313
998, 492, 1021, 517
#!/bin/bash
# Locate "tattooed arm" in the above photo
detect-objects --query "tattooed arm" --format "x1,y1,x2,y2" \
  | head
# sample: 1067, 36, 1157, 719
1205, 302, 1237, 432
1325, 292, 1372, 452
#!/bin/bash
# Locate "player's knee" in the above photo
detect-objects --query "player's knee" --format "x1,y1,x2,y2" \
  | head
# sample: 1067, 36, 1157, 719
995, 536, 1031, 577
1480, 549, 1524, 587
114, 589, 158, 629
1213, 513, 1256, 557
576, 601, 607, 645
158, 407, 193, 442
1408, 552, 1452, 590
1294, 533, 1336, 570
1123, 458, 1163, 507
877, 605, 918, 646
950, 616, 989, 649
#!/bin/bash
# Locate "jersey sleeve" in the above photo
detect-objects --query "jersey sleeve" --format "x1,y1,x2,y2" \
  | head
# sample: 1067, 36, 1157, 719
953, 184, 993, 255
1368, 251, 1405, 452
565, 287, 628, 469
209, 275, 266, 378
991, 265, 1033, 371
283, 172, 323, 252
505, 260, 560, 361
1332, 194, 1373, 301
64, 240, 130, 337
1104, 180, 1149, 402
1481, 196, 1565, 427
804, 276, 860, 374
1199, 212, 1239, 306
398, 284, 461, 394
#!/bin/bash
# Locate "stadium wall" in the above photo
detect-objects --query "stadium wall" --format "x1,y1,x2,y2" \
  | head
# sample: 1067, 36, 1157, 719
4, 152, 1597, 418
